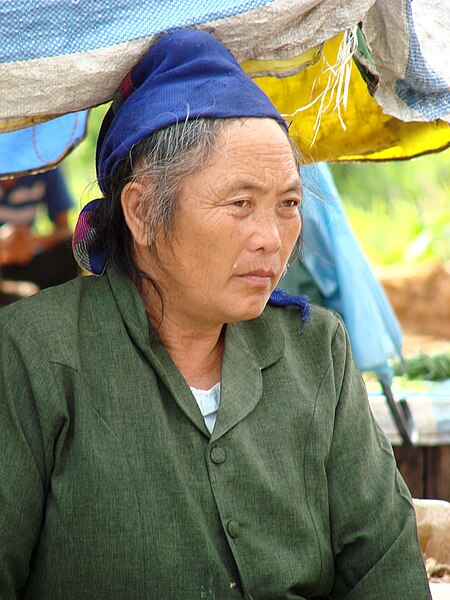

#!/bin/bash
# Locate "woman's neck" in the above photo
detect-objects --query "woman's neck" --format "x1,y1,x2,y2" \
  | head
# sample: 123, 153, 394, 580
159, 321, 224, 390
143, 293, 224, 390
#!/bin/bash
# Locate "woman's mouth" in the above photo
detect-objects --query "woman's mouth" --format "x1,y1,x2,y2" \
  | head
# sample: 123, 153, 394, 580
237, 269, 275, 286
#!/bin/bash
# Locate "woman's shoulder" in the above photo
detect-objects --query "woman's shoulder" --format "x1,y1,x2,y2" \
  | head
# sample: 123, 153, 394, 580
1, 274, 103, 320
237, 301, 348, 369
0, 275, 111, 355
265, 301, 345, 344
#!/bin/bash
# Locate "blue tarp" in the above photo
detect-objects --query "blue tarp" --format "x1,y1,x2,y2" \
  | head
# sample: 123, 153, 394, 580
289, 163, 403, 377
0, 112, 88, 177
1, 0, 273, 63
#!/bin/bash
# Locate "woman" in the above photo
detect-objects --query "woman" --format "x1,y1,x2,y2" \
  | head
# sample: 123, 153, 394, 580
0, 30, 430, 599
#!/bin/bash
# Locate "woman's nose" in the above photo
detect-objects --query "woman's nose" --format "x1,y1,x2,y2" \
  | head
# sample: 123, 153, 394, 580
248, 218, 282, 253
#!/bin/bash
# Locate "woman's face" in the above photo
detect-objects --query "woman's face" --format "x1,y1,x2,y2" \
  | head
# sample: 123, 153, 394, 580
147, 118, 301, 330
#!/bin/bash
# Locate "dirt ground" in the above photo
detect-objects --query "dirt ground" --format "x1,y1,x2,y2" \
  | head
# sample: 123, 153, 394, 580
378, 261, 450, 357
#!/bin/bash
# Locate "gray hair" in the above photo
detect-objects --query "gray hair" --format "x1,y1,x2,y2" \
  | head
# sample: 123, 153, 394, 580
129, 118, 229, 255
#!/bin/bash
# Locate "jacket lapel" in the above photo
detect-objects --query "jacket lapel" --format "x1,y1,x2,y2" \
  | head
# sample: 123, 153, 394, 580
211, 311, 286, 441
107, 268, 287, 440
107, 268, 209, 435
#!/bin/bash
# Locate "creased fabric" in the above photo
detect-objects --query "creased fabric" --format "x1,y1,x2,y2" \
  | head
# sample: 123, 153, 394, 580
0, 0, 374, 129
363, 0, 450, 123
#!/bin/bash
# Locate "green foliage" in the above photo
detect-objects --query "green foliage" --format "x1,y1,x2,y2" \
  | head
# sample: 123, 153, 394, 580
330, 152, 450, 266
62, 105, 108, 227
392, 352, 450, 381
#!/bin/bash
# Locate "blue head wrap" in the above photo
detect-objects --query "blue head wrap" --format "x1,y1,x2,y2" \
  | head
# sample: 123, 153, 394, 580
96, 28, 287, 194
73, 29, 287, 274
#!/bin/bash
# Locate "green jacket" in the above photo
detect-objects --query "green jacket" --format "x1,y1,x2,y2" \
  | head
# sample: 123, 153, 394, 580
0, 269, 430, 599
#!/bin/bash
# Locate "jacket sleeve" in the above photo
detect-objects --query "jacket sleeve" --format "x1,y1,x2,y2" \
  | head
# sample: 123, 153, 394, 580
0, 316, 61, 598
326, 319, 431, 599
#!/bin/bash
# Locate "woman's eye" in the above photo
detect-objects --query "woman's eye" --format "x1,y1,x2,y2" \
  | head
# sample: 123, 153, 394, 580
282, 199, 300, 208
231, 199, 249, 208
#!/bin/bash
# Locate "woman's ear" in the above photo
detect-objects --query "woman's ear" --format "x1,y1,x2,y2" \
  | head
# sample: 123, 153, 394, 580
121, 182, 148, 247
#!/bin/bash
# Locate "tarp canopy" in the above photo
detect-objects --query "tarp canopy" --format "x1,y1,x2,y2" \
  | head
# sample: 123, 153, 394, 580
0, 112, 88, 177
1, 0, 449, 175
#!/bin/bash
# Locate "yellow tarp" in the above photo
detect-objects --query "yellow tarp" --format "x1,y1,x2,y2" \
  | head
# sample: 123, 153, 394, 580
244, 35, 450, 163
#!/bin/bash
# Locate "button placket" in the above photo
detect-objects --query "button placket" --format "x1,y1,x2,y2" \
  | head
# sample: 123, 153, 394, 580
206, 439, 253, 595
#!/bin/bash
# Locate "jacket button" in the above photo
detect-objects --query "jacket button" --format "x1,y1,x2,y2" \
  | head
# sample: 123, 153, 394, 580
227, 520, 240, 539
210, 445, 226, 464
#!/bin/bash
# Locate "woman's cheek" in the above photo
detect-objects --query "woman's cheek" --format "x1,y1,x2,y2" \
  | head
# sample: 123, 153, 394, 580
283, 217, 301, 248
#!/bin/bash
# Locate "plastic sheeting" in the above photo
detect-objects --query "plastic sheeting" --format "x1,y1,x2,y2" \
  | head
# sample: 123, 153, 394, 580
284, 163, 403, 376
0, 0, 374, 131
252, 34, 450, 162
1, 0, 449, 170
0, 112, 88, 178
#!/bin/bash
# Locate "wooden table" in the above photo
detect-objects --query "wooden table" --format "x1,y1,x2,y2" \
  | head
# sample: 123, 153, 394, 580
368, 384, 450, 501
394, 445, 450, 501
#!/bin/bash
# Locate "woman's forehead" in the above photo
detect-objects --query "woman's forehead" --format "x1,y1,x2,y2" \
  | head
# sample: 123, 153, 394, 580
213, 118, 298, 164
183, 127, 301, 197
219, 117, 289, 142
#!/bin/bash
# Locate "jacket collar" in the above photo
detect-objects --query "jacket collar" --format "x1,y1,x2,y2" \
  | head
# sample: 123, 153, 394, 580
210, 316, 285, 441
107, 268, 285, 439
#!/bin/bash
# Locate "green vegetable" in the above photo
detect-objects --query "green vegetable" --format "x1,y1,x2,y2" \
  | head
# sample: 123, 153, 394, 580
392, 352, 450, 381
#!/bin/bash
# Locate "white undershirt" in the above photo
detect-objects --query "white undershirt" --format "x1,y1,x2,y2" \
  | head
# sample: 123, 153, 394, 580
190, 382, 221, 434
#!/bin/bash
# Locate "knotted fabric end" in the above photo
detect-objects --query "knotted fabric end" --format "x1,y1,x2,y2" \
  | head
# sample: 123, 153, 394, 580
72, 199, 107, 275
268, 288, 310, 330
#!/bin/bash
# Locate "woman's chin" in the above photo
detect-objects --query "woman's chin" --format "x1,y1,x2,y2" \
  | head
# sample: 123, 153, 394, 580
227, 296, 271, 323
